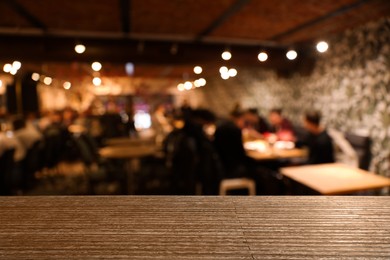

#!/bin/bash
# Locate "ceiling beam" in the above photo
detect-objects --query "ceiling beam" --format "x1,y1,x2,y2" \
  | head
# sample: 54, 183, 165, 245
270, 0, 371, 41
0, 27, 284, 48
0, 34, 308, 72
195, 0, 251, 41
120, 0, 131, 34
4, 0, 47, 31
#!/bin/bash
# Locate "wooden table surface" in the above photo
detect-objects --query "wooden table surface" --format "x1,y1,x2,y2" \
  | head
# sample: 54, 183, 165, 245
104, 137, 155, 146
281, 163, 390, 195
98, 145, 158, 194
99, 145, 157, 159
1, 196, 389, 259
246, 147, 308, 161
244, 140, 308, 161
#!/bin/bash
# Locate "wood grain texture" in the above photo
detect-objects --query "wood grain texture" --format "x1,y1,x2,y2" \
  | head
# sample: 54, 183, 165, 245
0, 196, 389, 259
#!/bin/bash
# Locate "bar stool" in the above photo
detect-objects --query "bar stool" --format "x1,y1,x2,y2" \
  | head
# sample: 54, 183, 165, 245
219, 178, 256, 196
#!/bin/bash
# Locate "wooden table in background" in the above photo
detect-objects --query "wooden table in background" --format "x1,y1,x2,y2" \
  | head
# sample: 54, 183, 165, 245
244, 140, 308, 161
104, 137, 156, 146
0, 196, 389, 259
99, 145, 157, 159
281, 163, 390, 195
99, 145, 157, 194
246, 147, 308, 161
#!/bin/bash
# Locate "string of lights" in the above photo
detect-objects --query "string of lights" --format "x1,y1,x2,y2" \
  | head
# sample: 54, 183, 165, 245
1, 40, 330, 92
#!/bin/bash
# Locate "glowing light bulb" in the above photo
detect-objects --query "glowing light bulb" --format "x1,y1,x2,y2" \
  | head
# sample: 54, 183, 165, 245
286, 50, 297, 60
63, 81, 71, 90
91, 62, 102, 71
221, 51, 232, 60
75, 44, 86, 54
194, 78, 206, 88
184, 81, 193, 90
177, 83, 185, 91
93, 77, 101, 86
3, 64, 12, 73
228, 68, 237, 77
316, 41, 329, 53
193, 66, 202, 74
44, 77, 52, 85
221, 73, 229, 80
10, 68, 18, 75
258, 52, 268, 62
194, 80, 200, 88
198, 78, 206, 87
31, 73, 40, 81
12, 61, 21, 70
219, 66, 228, 74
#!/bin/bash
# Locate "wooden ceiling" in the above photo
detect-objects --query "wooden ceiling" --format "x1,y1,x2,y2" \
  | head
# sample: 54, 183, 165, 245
0, 0, 389, 80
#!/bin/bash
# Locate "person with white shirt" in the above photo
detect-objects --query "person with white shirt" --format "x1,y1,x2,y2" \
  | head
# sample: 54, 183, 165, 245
12, 116, 42, 161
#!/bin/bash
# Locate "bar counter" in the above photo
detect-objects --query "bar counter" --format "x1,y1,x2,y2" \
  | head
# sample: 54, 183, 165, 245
1, 196, 389, 259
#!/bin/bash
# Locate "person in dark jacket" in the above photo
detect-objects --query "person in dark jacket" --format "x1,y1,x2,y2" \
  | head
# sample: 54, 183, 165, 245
303, 110, 335, 165
213, 110, 254, 179
164, 109, 222, 195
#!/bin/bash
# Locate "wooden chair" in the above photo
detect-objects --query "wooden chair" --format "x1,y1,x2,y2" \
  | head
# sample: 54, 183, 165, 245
219, 178, 256, 196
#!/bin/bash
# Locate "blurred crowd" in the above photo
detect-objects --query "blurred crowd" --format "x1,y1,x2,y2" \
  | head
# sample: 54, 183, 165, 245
154, 102, 334, 195
0, 101, 335, 196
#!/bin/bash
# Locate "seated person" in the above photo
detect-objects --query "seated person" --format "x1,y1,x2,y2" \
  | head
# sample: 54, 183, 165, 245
163, 109, 221, 195
0, 130, 24, 162
243, 108, 269, 134
213, 110, 254, 178
12, 116, 42, 158
302, 111, 335, 165
152, 104, 173, 143
268, 108, 295, 141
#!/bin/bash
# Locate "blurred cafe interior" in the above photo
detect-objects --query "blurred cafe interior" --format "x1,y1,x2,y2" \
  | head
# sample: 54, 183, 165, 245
1, 0, 390, 197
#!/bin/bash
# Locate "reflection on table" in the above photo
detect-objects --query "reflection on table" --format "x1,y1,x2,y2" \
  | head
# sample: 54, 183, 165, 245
244, 139, 308, 161
281, 163, 390, 195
